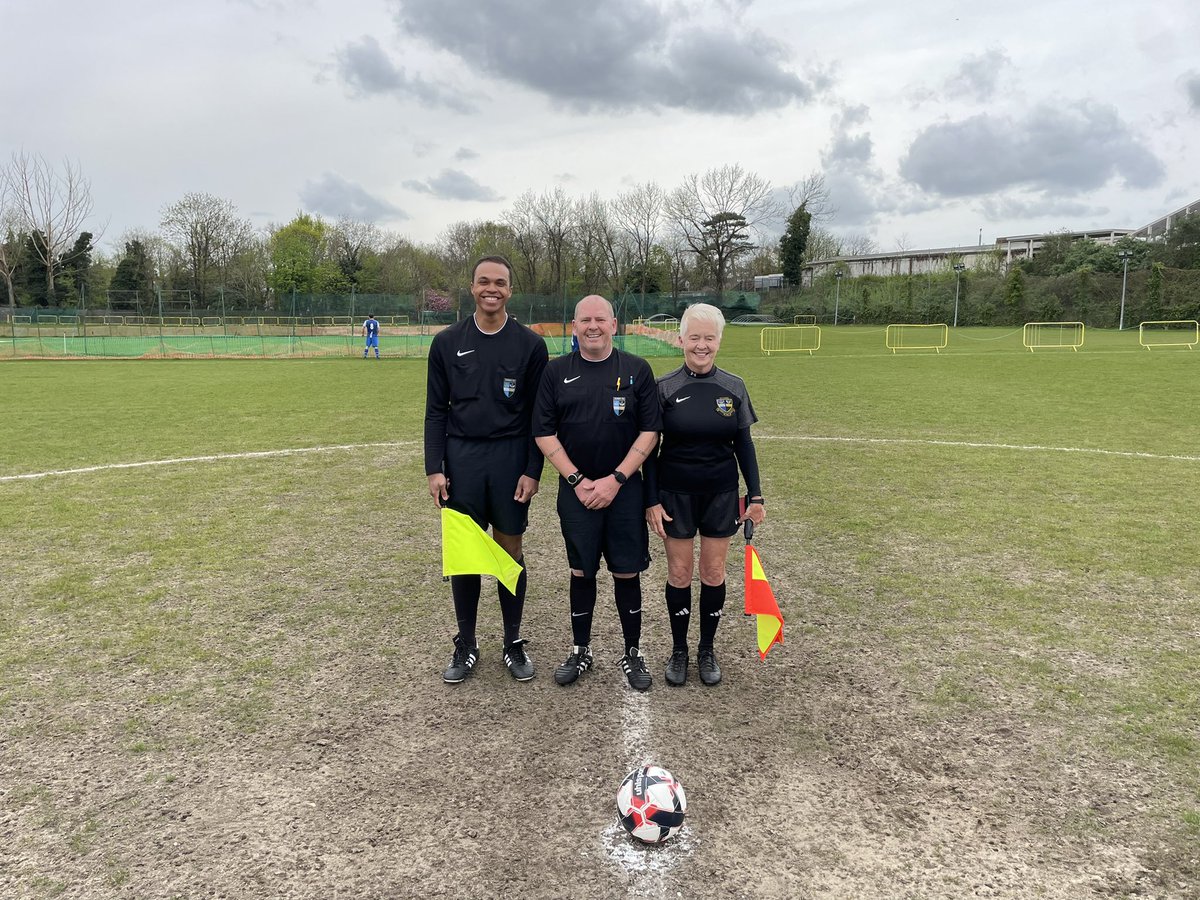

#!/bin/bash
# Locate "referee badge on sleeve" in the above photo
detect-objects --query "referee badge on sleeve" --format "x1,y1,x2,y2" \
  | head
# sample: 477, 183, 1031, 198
502, 378, 516, 398
612, 396, 626, 416
715, 397, 735, 417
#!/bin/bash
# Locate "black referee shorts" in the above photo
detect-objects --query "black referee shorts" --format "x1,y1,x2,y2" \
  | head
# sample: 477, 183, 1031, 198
444, 435, 531, 535
556, 475, 650, 577
659, 488, 741, 539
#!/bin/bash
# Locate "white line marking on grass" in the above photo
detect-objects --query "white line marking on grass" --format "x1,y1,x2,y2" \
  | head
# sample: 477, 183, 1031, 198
760, 435, 1200, 463
0, 441, 419, 483
9, 433, 1194, 486
603, 691, 694, 897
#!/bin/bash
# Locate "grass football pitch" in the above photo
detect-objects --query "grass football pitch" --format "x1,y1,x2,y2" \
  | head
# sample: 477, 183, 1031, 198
2, 325, 1198, 898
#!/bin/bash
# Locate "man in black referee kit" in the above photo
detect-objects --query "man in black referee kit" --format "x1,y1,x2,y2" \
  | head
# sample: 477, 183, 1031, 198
533, 295, 661, 691
425, 255, 549, 684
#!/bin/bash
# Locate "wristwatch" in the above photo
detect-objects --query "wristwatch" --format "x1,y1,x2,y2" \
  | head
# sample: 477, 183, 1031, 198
566, 470, 584, 486
612, 471, 627, 485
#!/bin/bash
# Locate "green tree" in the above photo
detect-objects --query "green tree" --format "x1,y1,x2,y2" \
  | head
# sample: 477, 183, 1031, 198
1003, 266, 1026, 324
268, 213, 349, 296
779, 204, 811, 287
16, 231, 50, 306
696, 211, 755, 294
109, 239, 154, 308
1160, 213, 1200, 269
57, 231, 93, 301
1146, 261, 1165, 319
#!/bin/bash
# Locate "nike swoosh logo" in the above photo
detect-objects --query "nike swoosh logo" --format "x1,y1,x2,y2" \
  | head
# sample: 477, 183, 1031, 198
675, 396, 691, 403
456, 349, 476, 357
571, 611, 588, 617
628, 607, 642, 614
564, 375, 582, 383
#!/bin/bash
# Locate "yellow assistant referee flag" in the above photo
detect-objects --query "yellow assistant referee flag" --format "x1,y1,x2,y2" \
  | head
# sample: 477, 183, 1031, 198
441, 507, 523, 594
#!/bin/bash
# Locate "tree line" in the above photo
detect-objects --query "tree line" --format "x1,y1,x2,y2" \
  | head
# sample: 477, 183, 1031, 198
1, 157, 862, 313
4, 152, 1196, 318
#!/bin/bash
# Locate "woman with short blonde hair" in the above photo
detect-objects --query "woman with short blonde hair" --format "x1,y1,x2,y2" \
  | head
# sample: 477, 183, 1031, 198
645, 303, 765, 686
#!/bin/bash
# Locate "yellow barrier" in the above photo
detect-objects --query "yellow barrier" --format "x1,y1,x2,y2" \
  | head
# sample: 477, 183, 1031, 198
761, 325, 820, 356
886, 323, 948, 353
1139, 320, 1198, 350
1023, 321, 1084, 352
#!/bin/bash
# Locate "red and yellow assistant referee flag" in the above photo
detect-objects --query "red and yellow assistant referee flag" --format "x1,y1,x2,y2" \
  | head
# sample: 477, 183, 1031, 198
441, 507, 523, 594
744, 544, 783, 659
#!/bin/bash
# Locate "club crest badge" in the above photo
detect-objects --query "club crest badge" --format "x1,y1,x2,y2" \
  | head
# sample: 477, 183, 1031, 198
502, 378, 516, 398
715, 396, 735, 417
613, 396, 626, 416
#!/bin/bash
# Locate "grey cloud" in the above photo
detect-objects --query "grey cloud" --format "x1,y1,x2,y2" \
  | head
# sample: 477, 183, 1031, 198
979, 196, 1105, 222
335, 35, 475, 112
395, 0, 816, 114
824, 133, 873, 166
899, 102, 1165, 196
1185, 72, 1200, 112
946, 48, 1011, 101
454, 147, 478, 161
403, 169, 501, 202
300, 173, 408, 222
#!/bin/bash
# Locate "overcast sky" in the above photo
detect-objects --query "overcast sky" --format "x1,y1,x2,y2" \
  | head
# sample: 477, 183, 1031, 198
4, 0, 1199, 257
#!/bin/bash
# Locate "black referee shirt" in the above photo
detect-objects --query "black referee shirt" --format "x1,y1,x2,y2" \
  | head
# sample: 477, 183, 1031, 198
424, 315, 550, 478
654, 364, 759, 495
533, 348, 660, 479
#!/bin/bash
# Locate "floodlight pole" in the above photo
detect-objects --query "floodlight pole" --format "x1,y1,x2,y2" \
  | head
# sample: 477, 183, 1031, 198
1117, 250, 1133, 331
952, 263, 966, 327
833, 270, 843, 325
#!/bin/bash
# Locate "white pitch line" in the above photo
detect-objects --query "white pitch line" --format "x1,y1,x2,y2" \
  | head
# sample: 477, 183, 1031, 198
760, 434, 1200, 463
6, 433, 1196, 486
0, 441, 418, 483
605, 690, 694, 897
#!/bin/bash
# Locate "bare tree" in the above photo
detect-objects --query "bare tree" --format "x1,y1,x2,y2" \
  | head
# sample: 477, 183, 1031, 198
503, 191, 543, 293
666, 164, 780, 294
160, 192, 253, 305
842, 232, 879, 256
0, 164, 21, 310
612, 182, 665, 299
784, 172, 834, 223
530, 187, 577, 295
436, 219, 518, 289
805, 226, 843, 262
573, 193, 626, 296
9, 152, 95, 304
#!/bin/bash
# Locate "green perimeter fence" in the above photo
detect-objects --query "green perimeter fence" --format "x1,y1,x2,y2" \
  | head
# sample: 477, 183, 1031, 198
0, 289, 746, 359
0, 331, 680, 360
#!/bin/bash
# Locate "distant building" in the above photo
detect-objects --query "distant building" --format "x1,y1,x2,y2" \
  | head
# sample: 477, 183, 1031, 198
993, 228, 1133, 265
1131, 199, 1200, 239
801, 244, 993, 287
797, 198, 1200, 286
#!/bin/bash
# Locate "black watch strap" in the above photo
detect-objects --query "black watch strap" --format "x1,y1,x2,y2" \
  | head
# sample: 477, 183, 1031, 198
566, 470, 583, 486
612, 470, 627, 485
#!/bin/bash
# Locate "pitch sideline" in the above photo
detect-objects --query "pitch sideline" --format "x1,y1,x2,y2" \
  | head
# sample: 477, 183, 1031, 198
3, 435, 1198, 485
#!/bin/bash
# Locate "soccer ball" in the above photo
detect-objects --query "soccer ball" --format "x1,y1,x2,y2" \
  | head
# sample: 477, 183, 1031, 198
616, 765, 687, 844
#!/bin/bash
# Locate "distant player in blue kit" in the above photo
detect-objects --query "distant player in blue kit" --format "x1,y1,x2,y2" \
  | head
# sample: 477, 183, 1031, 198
362, 314, 380, 358
425, 256, 550, 684
645, 303, 765, 687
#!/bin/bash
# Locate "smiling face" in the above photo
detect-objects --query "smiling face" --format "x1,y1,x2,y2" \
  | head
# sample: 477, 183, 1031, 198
572, 295, 616, 360
470, 261, 512, 318
681, 322, 721, 374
